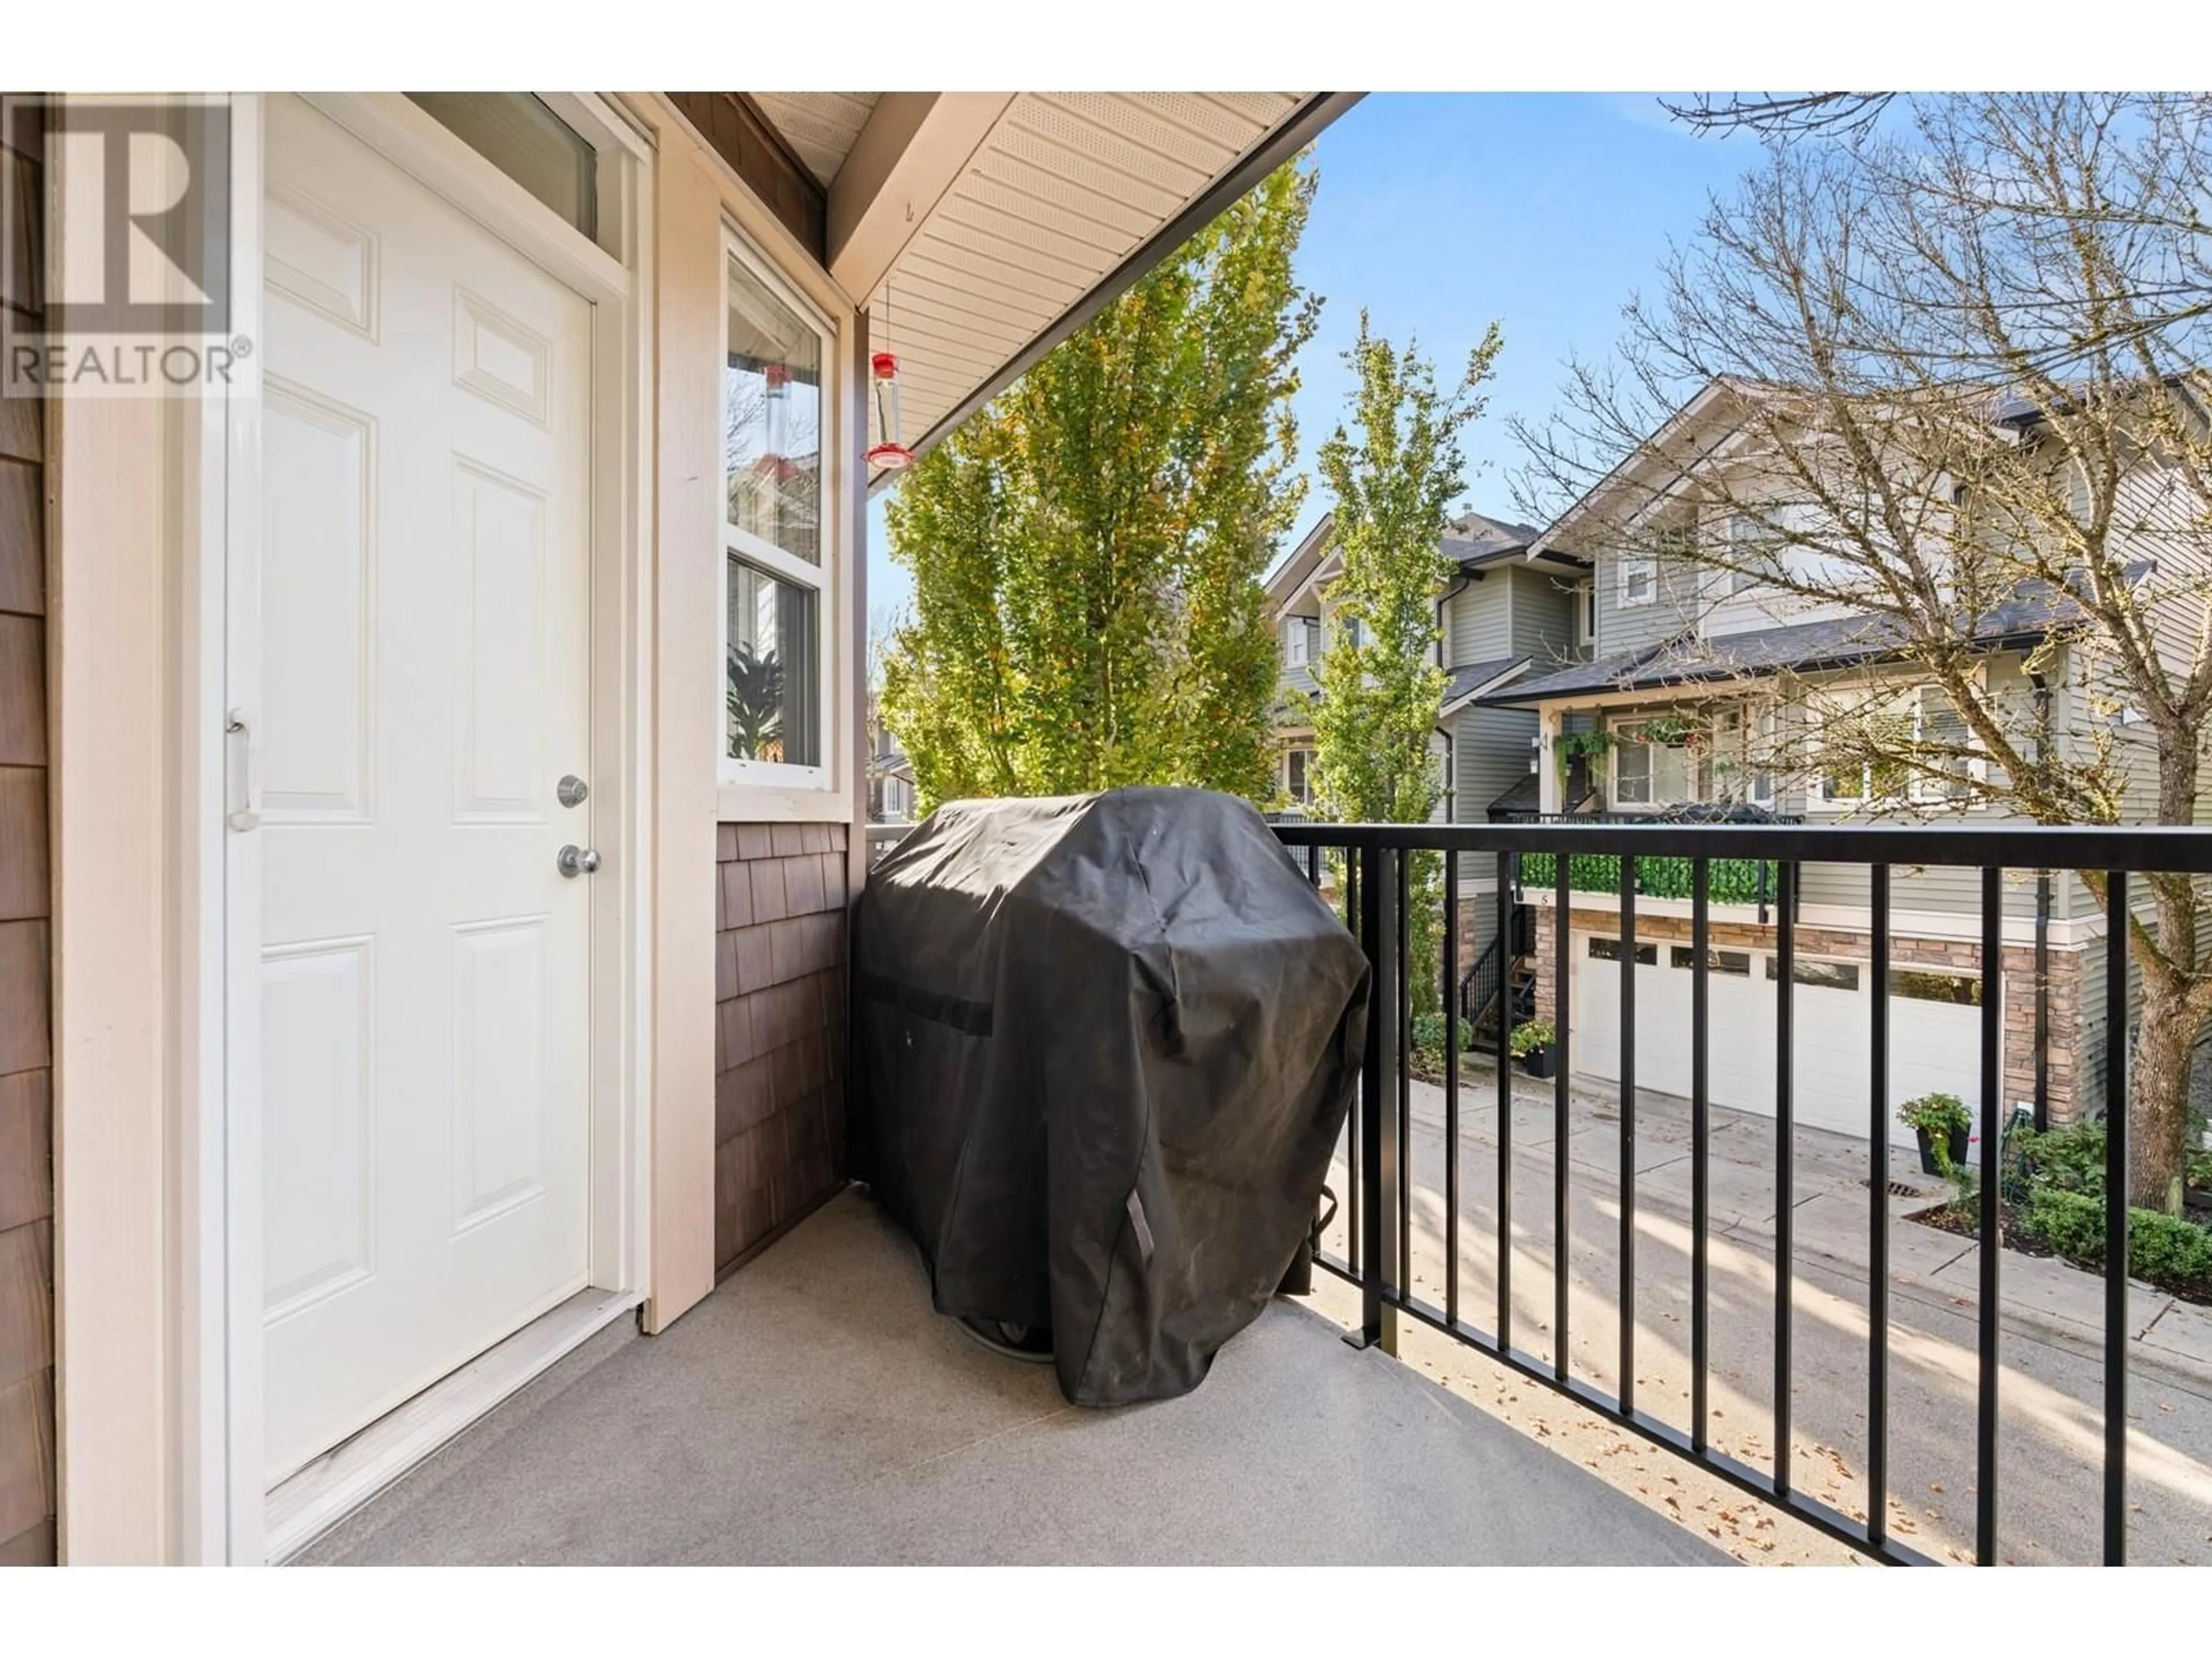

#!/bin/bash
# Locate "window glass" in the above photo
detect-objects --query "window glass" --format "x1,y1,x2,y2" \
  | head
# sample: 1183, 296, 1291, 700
1766, 957, 1861, 991
1620, 554, 1657, 605
1286, 748, 1312, 804
1892, 969, 1981, 1006
1726, 513, 1763, 594
1613, 737, 1653, 804
726, 556, 819, 767
1671, 946, 1751, 975
1287, 618, 1309, 666
407, 93, 597, 237
726, 255, 823, 565
1588, 937, 1657, 965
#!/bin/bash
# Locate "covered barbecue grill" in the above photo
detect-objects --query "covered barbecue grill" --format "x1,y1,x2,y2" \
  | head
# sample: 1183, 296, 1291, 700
852, 787, 1369, 1407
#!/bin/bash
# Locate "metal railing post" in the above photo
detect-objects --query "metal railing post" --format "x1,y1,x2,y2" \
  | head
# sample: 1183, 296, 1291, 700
1349, 840, 1400, 1357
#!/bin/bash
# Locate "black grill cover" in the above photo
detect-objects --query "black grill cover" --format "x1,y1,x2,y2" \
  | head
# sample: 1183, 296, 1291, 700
853, 787, 1369, 1407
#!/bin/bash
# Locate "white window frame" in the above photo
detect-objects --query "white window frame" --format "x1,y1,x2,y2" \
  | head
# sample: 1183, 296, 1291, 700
1575, 578, 1596, 647
1725, 510, 1764, 595
1286, 615, 1309, 667
1619, 551, 1657, 608
1813, 683, 1984, 809
719, 228, 838, 794
1285, 745, 1315, 804
1607, 702, 1775, 812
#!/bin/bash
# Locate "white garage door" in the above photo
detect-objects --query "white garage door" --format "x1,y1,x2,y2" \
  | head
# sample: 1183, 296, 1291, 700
1571, 934, 1986, 1147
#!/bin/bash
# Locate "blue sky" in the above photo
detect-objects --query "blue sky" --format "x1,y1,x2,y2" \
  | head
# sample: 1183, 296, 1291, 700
866, 92, 1760, 619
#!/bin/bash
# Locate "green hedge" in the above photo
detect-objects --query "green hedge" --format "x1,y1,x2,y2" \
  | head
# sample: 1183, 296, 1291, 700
1517, 852, 1777, 906
2017, 1187, 2212, 1300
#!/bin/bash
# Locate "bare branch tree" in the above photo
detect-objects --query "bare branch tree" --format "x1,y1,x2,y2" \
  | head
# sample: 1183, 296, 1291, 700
1513, 93, 2212, 1210
1664, 92, 1897, 139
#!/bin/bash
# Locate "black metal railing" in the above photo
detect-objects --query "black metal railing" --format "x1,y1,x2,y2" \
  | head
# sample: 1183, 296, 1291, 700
1270, 816, 2207, 1567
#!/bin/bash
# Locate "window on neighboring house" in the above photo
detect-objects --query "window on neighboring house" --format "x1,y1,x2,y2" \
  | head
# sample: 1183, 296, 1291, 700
1816, 686, 1978, 807
1286, 616, 1309, 667
1285, 747, 1314, 805
1766, 957, 1861, 991
1619, 551, 1657, 607
722, 235, 832, 787
1589, 937, 1658, 965
1608, 703, 1772, 809
1576, 578, 1596, 647
1726, 512, 1766, 594
1672, 946, 1752, 975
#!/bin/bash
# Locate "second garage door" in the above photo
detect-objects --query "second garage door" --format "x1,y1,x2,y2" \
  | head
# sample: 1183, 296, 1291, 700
1570, 933, 1987, 1148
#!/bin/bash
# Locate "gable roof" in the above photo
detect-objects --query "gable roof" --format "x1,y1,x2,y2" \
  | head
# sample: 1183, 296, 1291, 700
1479, 572, 2134, 706
1438, 655, 1530, 716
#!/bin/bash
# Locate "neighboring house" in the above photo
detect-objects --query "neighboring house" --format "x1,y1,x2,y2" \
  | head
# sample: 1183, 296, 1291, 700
0, 88, 1356, 1563
864, 695, 916, 823
1478, 378, 2199, 1146
1262, 507, 1592, 1026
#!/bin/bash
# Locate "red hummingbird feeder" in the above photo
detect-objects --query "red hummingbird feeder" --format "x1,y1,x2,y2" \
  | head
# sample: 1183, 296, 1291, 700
866, 350, 915, 471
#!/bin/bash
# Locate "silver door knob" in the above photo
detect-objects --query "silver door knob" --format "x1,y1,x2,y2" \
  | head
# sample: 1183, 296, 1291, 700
557, 844, 601, 878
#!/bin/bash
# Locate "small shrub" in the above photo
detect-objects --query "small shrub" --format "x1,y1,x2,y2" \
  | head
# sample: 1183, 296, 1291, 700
2018, 1187, 2212, 1299
1897, 1091, 1971, 1141
2013, 1119, 2108, 1198
1509, 1019, 1555, 1058
1410, 1013, 1471, 1078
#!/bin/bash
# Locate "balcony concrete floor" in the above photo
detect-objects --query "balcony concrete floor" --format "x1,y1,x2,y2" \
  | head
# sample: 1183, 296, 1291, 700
299, 1191, 1725, 1566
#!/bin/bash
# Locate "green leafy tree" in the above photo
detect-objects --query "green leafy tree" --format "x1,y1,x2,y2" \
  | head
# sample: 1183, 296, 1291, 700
881, 161, 1321, 808
1309, 315, 1504, 1013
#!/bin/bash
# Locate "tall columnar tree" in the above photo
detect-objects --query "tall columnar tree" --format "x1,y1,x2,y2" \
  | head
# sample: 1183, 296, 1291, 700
880, 161, 1320, 808
1310, 314, 1503, 1012
1514, 93, 2212, 1211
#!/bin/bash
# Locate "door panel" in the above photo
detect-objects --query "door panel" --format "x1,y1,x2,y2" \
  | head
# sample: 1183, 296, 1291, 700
256, 94, 596, 1484
1571, 935, 1977, 1149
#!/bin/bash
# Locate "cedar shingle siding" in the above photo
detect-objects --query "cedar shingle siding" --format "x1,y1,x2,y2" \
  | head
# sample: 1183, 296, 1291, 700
665, 93, 828, 261
0, 98, 52, 1568
713, 822, 849, 1271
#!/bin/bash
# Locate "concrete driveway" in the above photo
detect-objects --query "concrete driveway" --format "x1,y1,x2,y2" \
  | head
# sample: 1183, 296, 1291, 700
1320, 1059, 2212, 1565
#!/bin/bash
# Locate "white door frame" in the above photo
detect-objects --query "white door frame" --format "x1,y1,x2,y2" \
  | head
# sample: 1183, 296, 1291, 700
188, 91, 657, 1565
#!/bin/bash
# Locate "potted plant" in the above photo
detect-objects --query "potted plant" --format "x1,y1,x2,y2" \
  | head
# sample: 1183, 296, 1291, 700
1898, 1091, 1972, 1178
1510, 1019, 1556, 1079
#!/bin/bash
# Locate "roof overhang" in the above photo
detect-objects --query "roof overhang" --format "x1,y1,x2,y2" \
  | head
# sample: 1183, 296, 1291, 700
744, 92, 1363, 488
1438, 658, 1531, 718
1526, 377, 1750, 560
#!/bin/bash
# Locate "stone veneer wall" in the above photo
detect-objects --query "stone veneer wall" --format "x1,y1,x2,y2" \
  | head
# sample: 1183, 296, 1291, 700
1530, 902, 2085, 1124
713, 822, 850, 1273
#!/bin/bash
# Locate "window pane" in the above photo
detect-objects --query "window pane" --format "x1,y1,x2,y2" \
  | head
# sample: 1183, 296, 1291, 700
1672, 946, 1751, 975
407, 93, 597, 237
1766, 957, 1861, 991
1615, 740, 1652, 802
726, 555, 820, 767
1893, 969, 1981, 1005
1588, 937, 1656, 964
726, 256, 823, 565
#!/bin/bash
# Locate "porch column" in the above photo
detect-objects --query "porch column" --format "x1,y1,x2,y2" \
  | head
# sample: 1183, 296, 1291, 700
1537, 706, 1563, 815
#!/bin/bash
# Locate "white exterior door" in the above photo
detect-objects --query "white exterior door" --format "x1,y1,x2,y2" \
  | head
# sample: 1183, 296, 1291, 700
255, 95, 596, 1483
1570, 930, 1986, 1148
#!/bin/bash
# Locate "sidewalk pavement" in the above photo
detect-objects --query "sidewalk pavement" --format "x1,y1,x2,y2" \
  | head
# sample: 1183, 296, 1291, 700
1406, 1058, 2212, 1392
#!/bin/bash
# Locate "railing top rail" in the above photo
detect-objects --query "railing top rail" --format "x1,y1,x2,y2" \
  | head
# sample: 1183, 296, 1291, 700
1270, 817, 2212, 872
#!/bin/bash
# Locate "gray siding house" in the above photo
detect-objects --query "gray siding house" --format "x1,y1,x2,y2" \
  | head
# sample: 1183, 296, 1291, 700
1262, 509, 1593, 1023
1478, 380, 2207, 1137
